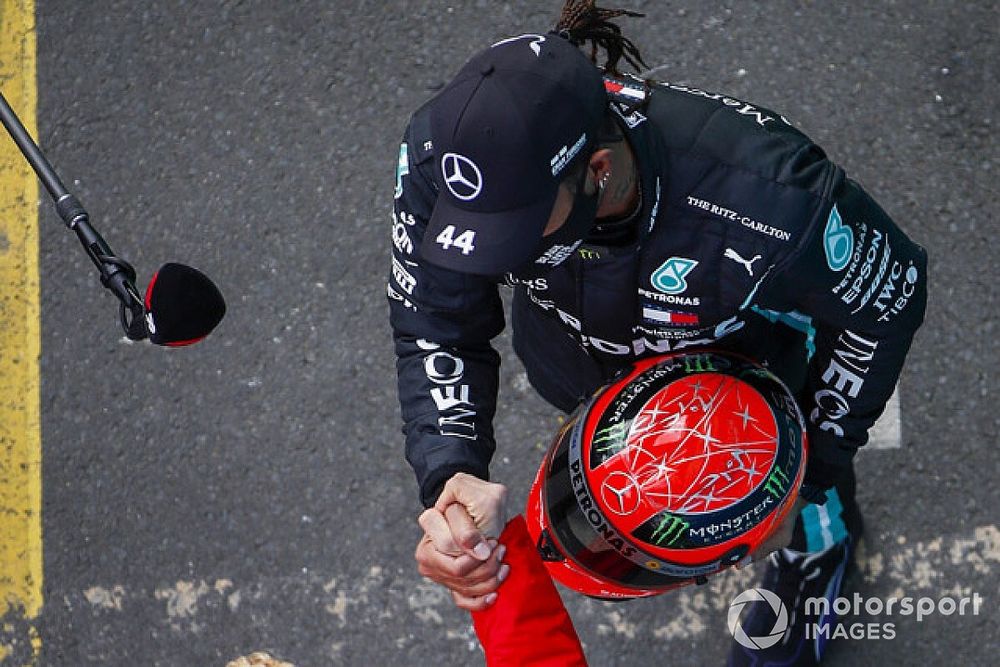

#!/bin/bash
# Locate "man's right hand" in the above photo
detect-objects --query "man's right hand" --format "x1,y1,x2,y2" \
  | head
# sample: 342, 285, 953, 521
415, 473, 509, 612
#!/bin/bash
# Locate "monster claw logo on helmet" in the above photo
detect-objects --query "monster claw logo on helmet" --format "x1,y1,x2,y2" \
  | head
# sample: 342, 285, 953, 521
526, 351, 808, 599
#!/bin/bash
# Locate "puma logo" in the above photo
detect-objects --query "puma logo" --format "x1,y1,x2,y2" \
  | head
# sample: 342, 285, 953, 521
492, 34, 546, 57
724, 248, 762, 276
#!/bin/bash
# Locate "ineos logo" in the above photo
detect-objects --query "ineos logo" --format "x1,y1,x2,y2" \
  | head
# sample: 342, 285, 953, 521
441, 153, 483, 201
600, 471, 641, 516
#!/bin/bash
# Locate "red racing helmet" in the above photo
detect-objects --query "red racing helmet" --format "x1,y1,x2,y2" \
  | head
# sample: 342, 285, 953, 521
526, 351, 808, 600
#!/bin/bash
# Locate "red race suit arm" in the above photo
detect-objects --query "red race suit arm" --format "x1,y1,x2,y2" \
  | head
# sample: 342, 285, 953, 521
471, 515, 587, 666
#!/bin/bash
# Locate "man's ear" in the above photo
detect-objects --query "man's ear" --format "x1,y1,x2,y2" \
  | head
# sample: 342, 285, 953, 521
584, 149, 614, 196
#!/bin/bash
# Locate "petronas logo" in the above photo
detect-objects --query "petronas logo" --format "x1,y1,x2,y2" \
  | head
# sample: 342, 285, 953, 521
823, 205, 853, 271
651, 257, 698, 295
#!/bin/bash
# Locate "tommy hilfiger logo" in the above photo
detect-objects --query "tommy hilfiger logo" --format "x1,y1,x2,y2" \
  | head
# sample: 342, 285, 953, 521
642, 305, 700, 327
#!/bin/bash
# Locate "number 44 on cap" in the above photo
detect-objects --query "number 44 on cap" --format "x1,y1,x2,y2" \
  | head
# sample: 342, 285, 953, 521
436, 225, 477, 255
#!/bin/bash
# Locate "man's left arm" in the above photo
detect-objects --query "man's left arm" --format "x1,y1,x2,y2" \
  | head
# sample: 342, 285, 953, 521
774, 178, 928, 495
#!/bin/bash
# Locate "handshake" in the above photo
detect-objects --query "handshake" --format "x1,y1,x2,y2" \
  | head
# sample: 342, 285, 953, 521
414, 473, 509, 612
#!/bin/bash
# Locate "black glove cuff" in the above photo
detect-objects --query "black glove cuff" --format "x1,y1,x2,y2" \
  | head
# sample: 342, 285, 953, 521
798, 483, 829, 505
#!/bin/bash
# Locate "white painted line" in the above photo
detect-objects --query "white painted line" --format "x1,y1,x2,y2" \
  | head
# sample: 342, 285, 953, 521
866, 387, 902, 450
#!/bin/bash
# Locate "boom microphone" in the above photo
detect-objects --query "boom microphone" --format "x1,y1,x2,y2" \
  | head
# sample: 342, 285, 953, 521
144, 263, 226, 346
1, 89, 225, 346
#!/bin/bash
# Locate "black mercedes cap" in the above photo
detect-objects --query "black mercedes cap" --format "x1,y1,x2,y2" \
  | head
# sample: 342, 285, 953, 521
422, 33, 607, 275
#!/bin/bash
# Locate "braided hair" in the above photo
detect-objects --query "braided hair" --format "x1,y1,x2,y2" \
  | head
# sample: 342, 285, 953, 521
554, 0, 648, 74
550, 1, 651, 194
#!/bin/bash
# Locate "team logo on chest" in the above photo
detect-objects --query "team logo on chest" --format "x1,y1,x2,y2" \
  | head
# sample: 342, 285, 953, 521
651, 257, 698, 295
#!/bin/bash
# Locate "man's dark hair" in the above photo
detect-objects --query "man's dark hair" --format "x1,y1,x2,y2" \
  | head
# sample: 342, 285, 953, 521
554, 0, 648, 74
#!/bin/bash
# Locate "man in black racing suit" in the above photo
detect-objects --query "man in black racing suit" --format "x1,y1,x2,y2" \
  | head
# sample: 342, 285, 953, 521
387, 6, 926, 665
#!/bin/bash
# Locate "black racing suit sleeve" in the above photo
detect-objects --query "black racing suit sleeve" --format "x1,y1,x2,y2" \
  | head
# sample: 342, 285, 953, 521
771, 178, 928, 490
387, 118, 505, 508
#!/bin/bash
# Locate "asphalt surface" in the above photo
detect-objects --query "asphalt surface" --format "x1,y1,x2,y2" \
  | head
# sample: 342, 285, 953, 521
5, 1, 998, 665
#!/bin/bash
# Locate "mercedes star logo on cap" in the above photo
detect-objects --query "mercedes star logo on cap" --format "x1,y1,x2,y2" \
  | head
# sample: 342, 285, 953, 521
441, 152, 483, 201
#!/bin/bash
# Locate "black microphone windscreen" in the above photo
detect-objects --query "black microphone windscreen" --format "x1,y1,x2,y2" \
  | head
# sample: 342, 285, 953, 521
144, 263, 226, 346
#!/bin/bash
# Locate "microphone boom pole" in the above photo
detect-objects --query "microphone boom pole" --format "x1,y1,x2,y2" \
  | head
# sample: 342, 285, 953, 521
0, 89, 148, 340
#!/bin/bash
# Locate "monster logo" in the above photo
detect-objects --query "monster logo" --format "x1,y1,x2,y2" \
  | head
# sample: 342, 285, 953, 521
650, 513, 690, 547
763, 466, 790, 499
593, 422, 629, 455
683, 353, 717, 374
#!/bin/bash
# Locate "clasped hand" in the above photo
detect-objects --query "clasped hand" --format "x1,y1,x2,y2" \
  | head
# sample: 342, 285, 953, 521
414, 473, 510, 611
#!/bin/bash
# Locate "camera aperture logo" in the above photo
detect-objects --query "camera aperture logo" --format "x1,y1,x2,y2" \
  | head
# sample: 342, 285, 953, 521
729, 587, 985, 646
728, 588, 788, 650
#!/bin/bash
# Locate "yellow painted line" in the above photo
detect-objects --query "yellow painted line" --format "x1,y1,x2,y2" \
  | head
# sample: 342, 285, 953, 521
0, 0, 42, 663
